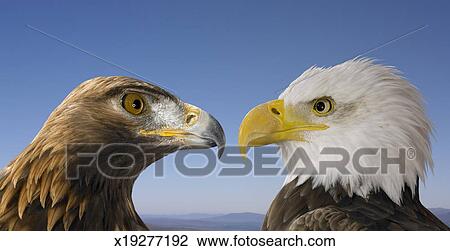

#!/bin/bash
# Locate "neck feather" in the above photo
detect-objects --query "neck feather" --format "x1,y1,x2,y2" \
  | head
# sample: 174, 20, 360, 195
0, 142, 146, 230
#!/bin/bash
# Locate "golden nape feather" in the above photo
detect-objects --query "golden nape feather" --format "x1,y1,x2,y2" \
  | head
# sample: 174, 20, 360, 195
0, 76, 225, 230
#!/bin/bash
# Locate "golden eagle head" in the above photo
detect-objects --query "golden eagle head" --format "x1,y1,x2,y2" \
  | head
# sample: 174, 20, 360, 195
0, 76, 225, 230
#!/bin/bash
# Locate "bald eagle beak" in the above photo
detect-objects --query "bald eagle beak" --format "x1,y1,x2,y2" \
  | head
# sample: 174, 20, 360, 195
238, 99, 328, 155
139, 104, 226, 158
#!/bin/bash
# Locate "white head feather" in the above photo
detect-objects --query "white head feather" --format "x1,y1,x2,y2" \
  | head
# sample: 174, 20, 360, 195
279, 58, 432, 204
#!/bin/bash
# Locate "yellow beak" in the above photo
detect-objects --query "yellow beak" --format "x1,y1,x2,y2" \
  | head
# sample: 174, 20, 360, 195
238, 99, 328, 154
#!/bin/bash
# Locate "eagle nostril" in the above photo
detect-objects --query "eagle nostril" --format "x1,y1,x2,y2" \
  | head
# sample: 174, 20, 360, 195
185, 113, 198, 126
271, 107, 281, 116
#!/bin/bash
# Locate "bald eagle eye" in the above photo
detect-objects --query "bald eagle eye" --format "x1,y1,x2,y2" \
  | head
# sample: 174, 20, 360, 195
122, 93, 145, 115
312, 97, 334, 116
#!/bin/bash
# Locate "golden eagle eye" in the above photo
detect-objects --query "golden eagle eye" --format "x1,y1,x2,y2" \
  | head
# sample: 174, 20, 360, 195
121, 93, 145, 115
312, 97, 334, 116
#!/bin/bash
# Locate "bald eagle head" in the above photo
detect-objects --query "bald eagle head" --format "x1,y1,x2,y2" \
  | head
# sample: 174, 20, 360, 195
0, 76, 225, 230
239, 59, 431, 205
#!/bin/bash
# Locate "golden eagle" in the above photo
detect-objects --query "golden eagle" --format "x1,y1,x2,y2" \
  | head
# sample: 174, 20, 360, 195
0, 76, 225, 230
239, 59, 449, 230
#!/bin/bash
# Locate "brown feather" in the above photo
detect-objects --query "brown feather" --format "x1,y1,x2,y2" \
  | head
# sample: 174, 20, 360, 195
7, 217, 18, 230
17, 186, 29, 219
79, 198, 87, 220
0, 172, 12, 190
47, 205, 65, 231
63, 211, 76, 230
65, 193, 78, 212
50, 182, 69, 207
0, 184, 16, 215
263, 178, 450, 231
39, 172, 52, 208
26, 180, 38, 203
0, 206, 16, 223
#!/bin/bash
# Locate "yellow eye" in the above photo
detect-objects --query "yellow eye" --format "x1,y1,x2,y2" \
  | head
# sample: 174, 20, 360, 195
121, 93, 145, 115
312, 97, 334, 116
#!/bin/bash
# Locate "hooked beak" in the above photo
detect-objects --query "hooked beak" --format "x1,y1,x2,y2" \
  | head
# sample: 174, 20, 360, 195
238, 99, 328, 155
139, 104, 226, 158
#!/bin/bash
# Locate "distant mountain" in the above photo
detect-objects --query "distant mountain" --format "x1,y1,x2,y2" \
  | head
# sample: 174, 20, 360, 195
429, 208, 450, 226
143, 212, 265, 231
205, 212, 264, 223
143, 209, 450, 231
144, 213, 222, 220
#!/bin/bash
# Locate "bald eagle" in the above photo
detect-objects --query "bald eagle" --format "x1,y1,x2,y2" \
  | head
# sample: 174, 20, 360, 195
239, 59, 449, 230
0, 76, 225, 230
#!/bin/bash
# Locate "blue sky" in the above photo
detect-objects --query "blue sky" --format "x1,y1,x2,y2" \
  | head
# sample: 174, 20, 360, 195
0, 0, 449, 214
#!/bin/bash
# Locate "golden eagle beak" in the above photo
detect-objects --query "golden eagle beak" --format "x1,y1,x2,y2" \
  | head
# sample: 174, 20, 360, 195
139, 104, 226, 158
238, 99, 328, 155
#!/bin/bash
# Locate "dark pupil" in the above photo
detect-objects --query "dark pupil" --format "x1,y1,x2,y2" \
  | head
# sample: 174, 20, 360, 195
316, 101, 326, 112
132, 99, 142, 110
